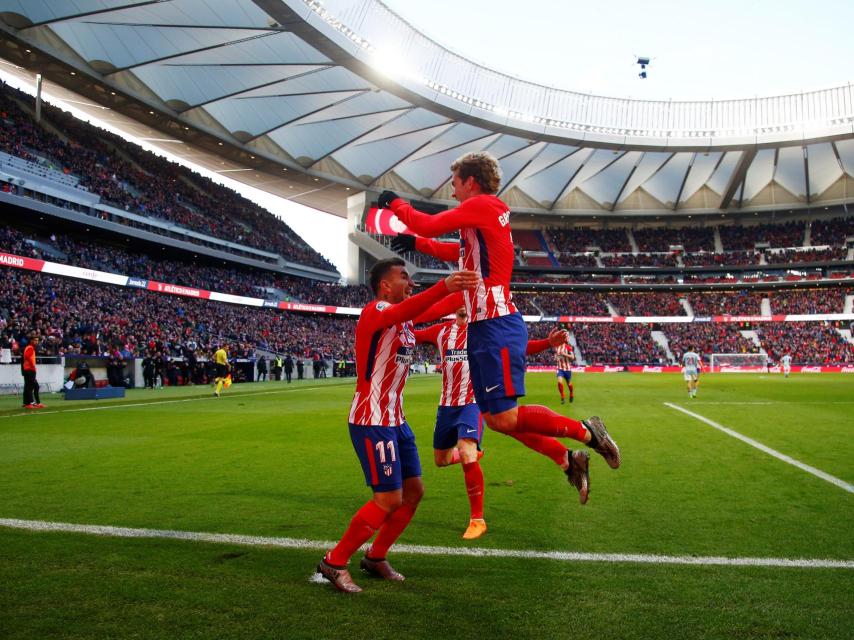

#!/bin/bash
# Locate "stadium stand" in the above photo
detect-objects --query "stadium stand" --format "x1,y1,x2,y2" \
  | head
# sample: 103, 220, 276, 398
758, 322, 854, 364
0, 82, 335, 271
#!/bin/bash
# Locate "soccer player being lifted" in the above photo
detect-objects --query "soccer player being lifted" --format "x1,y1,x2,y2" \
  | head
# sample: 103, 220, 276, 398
317, 259, 477, 593
380, 152, 620, 508
412, 293, 573, 539
681, 346, 702, 398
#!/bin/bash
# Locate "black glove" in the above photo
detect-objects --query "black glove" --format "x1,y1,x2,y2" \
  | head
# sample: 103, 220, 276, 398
378, 190, 400, 209
390, 233, 416, 254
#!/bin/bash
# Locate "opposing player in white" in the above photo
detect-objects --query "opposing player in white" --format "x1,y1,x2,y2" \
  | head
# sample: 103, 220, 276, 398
781, 353, 792, 377
682, 347, 702, 398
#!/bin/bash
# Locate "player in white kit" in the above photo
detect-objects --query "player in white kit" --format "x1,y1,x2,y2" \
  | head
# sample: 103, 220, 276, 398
780, 353, 792, 377
682, 347, 702, 398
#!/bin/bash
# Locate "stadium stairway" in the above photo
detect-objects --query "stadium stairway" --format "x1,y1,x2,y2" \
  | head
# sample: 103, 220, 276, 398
568, 332, 585, 365
761, 297, 773, 316
713, 228, 724, 252
741, 330, 763, 349
651, 330, 675, 363
627, 228, 639, 253
804, 223, 812, 247
680, 297, 694, 315
534, 230, 560, 267
844, 294, 854, 314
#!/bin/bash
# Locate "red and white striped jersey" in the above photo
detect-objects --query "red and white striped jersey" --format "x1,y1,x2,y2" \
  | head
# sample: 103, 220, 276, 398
349, 281, 452, 426
414, 320, 473, 407
555, 343, 574, 370
392, 195, 517, 323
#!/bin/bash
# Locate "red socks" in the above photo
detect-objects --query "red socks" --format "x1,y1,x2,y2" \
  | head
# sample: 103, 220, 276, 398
369, 503, 417, 559
516, 404, 589, 442
557, 381, 565, 400
462, 461, 484, 519
327, 500, 388, 566
569, 383, 574, 400
508, 432, 569, 466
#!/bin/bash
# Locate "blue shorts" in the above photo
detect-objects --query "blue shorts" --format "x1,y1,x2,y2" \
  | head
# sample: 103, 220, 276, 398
349, 422, 422, 493
467, 313, 527, 414
557, 369, 572, 382
433, 404, 483, 450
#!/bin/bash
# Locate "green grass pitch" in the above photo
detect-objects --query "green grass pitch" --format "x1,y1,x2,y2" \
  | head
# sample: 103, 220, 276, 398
0, 373, 852, 639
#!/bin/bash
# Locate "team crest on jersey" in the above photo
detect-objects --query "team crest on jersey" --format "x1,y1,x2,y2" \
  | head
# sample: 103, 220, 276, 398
376, 301, 391, 311
383, 464, 393, 477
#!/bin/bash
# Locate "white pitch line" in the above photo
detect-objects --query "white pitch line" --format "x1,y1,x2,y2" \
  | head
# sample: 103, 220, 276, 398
0, 517, 851, 570
0, 382, 353, 420
664, 402, 854, 494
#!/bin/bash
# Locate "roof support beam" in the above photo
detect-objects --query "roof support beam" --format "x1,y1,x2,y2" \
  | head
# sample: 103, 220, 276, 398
719, 147, 757, 210
24, 1, 164, 28
611, 152, 644, 211
672, 152, 695, 211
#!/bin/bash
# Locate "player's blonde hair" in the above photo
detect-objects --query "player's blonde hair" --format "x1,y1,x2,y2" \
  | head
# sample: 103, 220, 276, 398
450, 152, 501, 194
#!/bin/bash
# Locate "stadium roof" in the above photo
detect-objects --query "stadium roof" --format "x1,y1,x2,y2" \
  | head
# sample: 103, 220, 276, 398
1, 0, 854, 219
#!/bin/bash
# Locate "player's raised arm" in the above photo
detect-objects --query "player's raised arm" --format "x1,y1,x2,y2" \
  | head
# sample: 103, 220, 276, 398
391, 234, 461, 262
526, 328, 569, 355
380, 192, 479, 238
414, 291, 465, 325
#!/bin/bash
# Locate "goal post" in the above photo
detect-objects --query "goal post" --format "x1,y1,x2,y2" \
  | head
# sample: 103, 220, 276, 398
709, 353, 768, 372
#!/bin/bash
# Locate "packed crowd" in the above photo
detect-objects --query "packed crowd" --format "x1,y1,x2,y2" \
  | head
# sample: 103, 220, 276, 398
0, 223, 371, 307
664, 323, 760, 362
633, 227, 715, 252
554, 253, 598, 268
600, 253, 679, 268
681, 251, 761, 267
687, 291, 766, 316
0, 269, 357, 362
809, 217, 854, 247
768, 287, 849, 315
758, 322, 854, 364
718, 221, 805, 251
766, 247, 849, 264
513, 291, 613, 316
548, 227, 631, 253
571, 323, 666, 365
608, 292, 685, 316
0, 82, 335, 271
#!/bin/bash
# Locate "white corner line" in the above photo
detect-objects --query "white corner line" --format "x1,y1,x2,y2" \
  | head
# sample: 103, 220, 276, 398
0, 518, 851, 570
664, 402, 854, 494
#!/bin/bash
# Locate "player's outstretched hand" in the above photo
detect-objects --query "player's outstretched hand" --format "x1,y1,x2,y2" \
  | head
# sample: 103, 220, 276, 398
390, 233, 416, 254
548, 328, 570, 348
378, 190, 400, 209
444, 270, 479, 292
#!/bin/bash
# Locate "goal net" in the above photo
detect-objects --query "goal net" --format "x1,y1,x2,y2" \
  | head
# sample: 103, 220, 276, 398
709, 353, 768, 372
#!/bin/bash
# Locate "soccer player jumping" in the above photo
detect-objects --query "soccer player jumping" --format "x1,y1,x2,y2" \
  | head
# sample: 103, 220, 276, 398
379, 152, 620, 507
412, 292, 573, 539
317, 259, 477, 593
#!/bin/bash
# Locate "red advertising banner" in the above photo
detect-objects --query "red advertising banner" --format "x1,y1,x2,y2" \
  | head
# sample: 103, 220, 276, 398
146, 281, 210, 299
0, 252, 45, 272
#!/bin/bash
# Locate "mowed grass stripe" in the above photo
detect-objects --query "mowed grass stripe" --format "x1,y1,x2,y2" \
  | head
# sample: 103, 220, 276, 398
0, 381, 355, 419
665, 402, 854, 493
2, 517, 852, 569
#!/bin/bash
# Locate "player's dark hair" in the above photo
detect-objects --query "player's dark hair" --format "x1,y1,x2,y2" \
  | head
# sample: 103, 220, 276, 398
369, 258, 405, 295
450, 152, 501, 194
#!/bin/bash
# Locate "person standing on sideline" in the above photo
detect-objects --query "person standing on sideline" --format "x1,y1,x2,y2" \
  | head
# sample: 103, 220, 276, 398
283, 355, 293, 383
21, 333, 44, 409
382, 152, 620, 503
213, 344, 230, 397
296, 357, 304, 380
257, 355, 268, 382
317, 259, 476, 593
